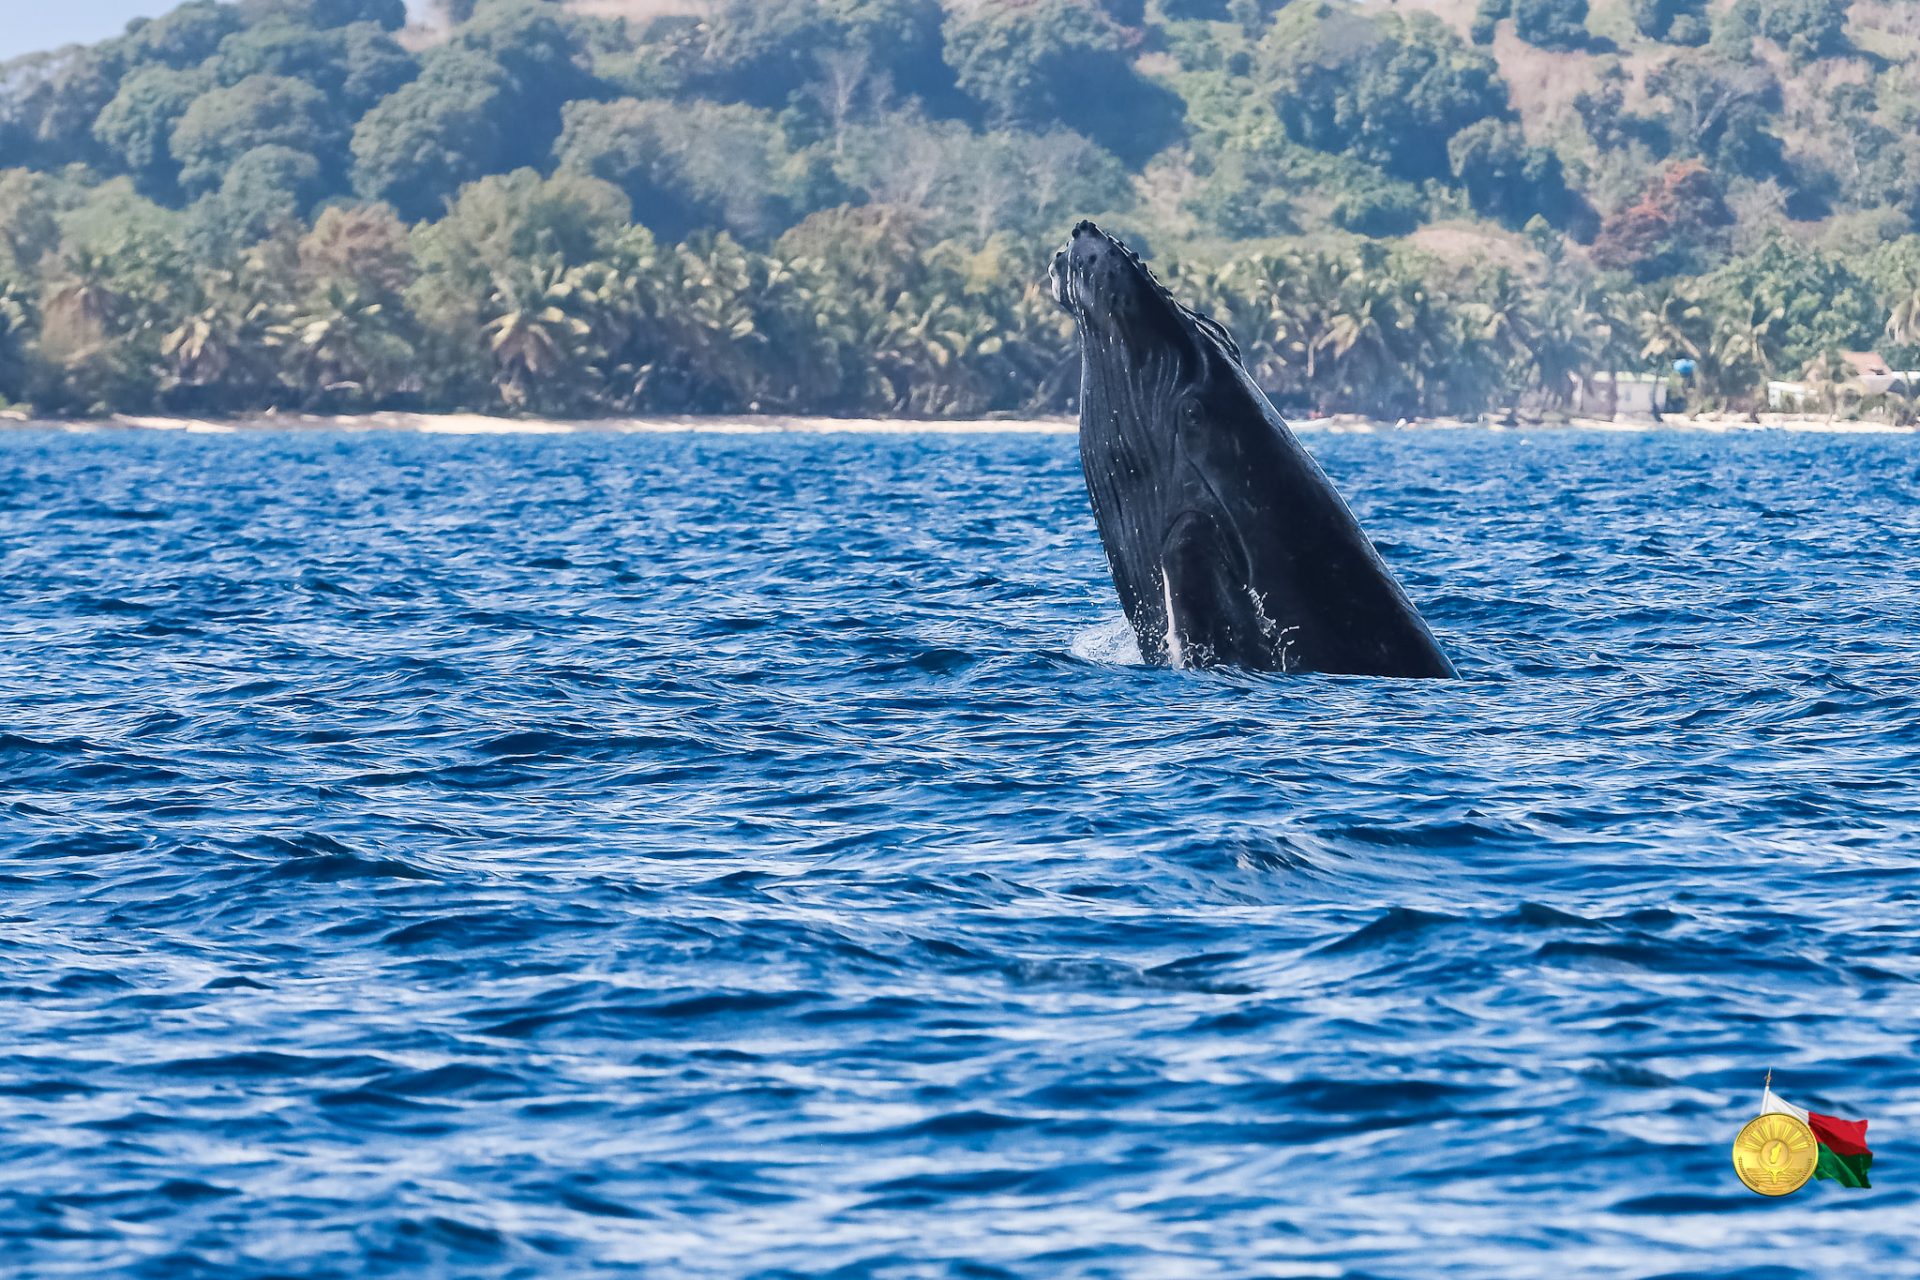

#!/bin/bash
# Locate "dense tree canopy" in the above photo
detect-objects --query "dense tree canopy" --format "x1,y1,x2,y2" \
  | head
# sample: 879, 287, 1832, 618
3, 0, 1920, 419
1448, 120, 1584, 232
349, 49, 513, 219
1512, 0, 1590, 50
170, 73, 344, 196
556, 99, 834, 245
0, 169, 64, 279
1742, 0, 1850, 63
1261, 7, 1508, 182
92, 65, 210, 197
1632, 0, 1711, 44
192, 142, 324, 247
122, 2, 244, 69
943, 0, 1182, 163
666, 0, 960, 116
210, 20, 415, 114
245, 0, 408, 31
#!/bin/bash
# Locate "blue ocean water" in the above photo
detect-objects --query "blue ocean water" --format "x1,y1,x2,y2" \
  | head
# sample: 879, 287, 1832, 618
1, 423, 1915, 1279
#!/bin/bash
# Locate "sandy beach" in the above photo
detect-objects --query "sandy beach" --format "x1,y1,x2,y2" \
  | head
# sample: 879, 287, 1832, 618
4, 410, 1914, 435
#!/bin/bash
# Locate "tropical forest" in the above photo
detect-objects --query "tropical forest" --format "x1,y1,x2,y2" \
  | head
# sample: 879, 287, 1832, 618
5, 0, 1920, 419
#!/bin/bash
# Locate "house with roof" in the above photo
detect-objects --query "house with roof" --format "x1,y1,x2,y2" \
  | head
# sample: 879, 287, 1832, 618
1770, 351, 1920, 410
1840, 352, 1920, 397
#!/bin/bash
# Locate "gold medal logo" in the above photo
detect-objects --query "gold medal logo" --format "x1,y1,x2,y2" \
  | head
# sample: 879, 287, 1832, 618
1733, 1111, 1818, 1196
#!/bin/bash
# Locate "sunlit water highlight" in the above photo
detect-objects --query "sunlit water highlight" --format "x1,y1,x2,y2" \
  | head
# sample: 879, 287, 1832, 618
1, 424, 1916, 1278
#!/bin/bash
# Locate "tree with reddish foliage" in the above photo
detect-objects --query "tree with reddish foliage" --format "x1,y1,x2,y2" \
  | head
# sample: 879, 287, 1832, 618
1592, 160, 1733, 280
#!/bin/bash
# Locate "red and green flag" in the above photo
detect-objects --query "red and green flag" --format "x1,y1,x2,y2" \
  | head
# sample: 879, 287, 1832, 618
1763, 1083, 1873, 1188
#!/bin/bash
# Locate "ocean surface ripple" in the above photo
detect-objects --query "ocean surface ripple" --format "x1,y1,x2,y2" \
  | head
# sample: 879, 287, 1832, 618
1, 426, 1915, 1279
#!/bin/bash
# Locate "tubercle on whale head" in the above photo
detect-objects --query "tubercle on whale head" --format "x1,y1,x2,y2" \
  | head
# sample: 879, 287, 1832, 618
1049, 220, 1243, 370
1049, 221, 1167, 329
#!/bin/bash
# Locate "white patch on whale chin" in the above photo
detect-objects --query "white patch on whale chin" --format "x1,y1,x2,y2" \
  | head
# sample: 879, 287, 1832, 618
1162, 571, 1187, 669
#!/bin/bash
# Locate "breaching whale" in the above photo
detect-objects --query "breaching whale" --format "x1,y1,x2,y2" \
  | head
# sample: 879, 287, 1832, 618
1049, 221, 1457, 678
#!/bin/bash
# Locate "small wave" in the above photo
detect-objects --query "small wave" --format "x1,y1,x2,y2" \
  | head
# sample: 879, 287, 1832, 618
1315, 906, 1464, 954
152, 1051, 387, 1079
267, 852, 438, 883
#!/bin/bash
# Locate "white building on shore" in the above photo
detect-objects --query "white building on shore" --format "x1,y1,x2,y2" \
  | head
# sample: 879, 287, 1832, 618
1571, 372, 1666, 420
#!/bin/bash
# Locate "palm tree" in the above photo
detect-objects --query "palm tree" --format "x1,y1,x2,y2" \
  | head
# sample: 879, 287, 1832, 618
0, 286, 30, 405
482, 263, 595, 411
1202, 249, 1331, 405
269, 282, 416, 408
1632, 281, 1706, 369
1321, 252, 1417, 415
1472, 270, 1536, 366
1710, 297, 1785, 409
1434, 302, 1505, 416
1885, 281, 1920, 349
39, 253, 119, 363
1800, 349, 1851, 422
162, 307, 244, 391
995, 280, 1077, 413
1530, 288, 1611, 410
1320, 307, 1382, 401
1293, 251, 1345, 399
1465, 269, 1538, 417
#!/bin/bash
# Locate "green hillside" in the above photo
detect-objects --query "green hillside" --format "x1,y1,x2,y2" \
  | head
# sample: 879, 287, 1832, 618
2, 0, 1919, 418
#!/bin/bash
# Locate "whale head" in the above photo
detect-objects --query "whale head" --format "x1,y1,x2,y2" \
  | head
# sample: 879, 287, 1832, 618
1049, 220, 1241, 375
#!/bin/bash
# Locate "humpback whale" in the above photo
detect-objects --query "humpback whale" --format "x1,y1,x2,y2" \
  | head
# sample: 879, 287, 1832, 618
1050, 221, 1457, 678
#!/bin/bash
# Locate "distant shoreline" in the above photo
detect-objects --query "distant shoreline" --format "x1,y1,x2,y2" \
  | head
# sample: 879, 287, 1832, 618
2, 411, 1915, 436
